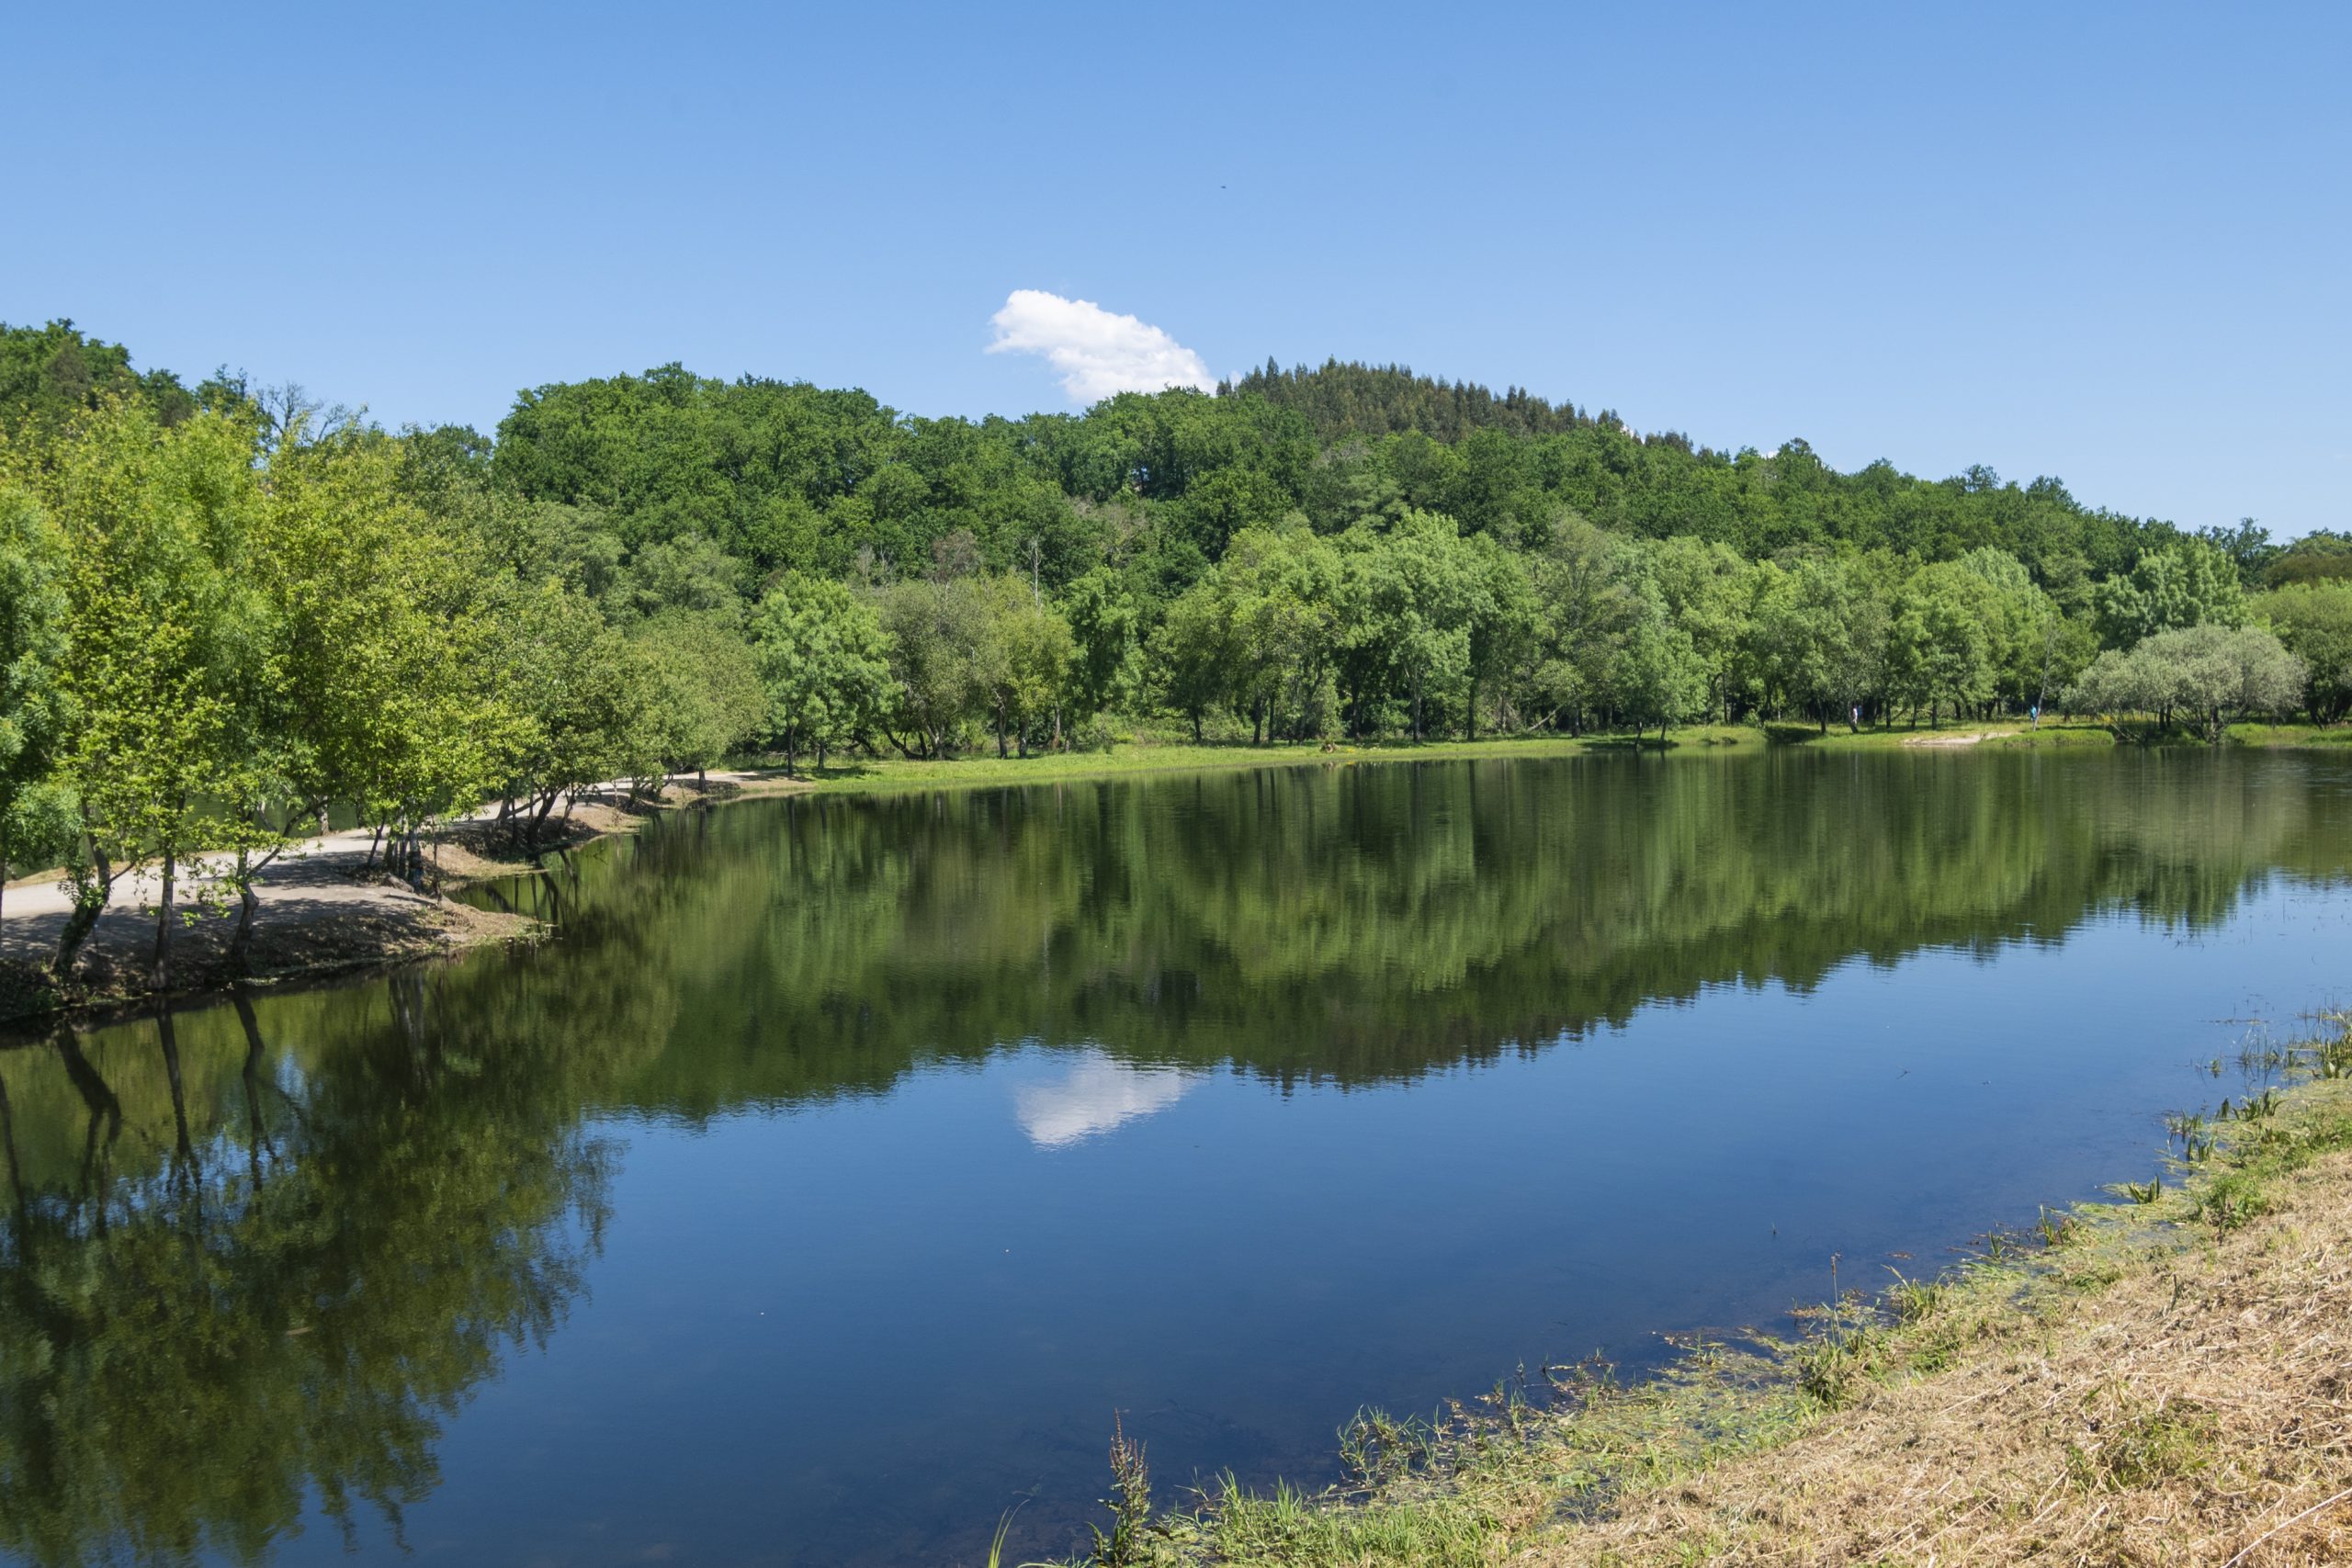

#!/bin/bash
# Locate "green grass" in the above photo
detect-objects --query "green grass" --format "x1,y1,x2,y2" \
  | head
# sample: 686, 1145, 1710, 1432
2226, 720, 2352, 747
740, 718, 2141, 800
756, 714, 2352, 803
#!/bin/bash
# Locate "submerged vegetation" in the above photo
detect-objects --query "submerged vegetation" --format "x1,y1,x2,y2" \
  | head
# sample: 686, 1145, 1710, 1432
5, 321, 2349, 1005
1055, 1018, 2352, 1566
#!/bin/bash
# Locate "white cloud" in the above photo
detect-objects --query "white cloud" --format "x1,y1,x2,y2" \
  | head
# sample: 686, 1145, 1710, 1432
1012, 1050, 1199, 1149
987, 289, 1216, 404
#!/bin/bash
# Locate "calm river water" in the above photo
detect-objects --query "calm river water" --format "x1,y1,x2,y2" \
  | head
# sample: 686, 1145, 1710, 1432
5, 749, 2350, 1565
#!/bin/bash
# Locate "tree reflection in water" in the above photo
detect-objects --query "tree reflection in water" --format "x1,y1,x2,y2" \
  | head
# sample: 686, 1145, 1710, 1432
0, 749, 2346, 1565
0, 977, 613, 1568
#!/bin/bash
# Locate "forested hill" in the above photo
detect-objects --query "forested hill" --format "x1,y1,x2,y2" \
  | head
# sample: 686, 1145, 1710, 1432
1219, 358, 1597, 442
0, 321, 2218, 594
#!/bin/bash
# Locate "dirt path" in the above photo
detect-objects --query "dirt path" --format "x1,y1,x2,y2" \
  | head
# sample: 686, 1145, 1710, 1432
1900, 728, 2001, 748
0, 770, 805, 1010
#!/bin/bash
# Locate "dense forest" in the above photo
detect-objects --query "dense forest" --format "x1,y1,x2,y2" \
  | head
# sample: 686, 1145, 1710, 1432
2, 317, 2347, 987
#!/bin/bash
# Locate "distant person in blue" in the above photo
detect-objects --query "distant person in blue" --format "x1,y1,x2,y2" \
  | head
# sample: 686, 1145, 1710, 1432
2030, 703, 2041, 729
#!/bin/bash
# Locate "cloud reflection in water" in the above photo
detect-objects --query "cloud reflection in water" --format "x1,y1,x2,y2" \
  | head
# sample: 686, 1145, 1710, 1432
1012, 1050, 1199, 1148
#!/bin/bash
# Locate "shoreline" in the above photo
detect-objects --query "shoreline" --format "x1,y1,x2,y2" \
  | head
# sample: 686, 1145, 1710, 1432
1078, 1018, 2352, 1566
7, 719, 2345, 1023
0, 771, 811, 1024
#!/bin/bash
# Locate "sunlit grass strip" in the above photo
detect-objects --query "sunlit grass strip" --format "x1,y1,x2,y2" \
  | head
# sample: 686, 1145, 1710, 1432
758, 719, 2131, 800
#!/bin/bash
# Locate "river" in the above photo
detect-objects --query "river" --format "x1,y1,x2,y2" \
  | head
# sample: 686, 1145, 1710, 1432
4, 748, 2348, 1564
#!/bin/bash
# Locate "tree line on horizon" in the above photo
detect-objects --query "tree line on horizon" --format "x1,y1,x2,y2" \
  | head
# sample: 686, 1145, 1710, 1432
2, 318, 2347, 988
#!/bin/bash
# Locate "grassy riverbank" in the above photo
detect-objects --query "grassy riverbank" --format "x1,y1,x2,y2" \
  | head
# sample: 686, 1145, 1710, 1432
770, 718, 2143, 796
781, 714, 2352, 797
1055, 1017, 2352, 1567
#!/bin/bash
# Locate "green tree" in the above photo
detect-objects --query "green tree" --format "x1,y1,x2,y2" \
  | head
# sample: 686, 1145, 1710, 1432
634, 613, 766, 787
978, 575, 1076, 756
0, 319, 196, 436
490, 584, 651, 845
2074, 624, 2305, 741
1751, 555, 1889, 730
1460, 536, 1538, 738
1217, 527, 1343, 743
1336, 510, 1475, 740
1610, 606, 1707, 741
21, 400, 266, 985
2257, 582, 2352, 722
1652, 536, 1756, 725
1149, 581, 1236, 743
1060, 568, 1139, 719
0, 486, 76, 913
1525, 516, 1645, 733
874, 577, 991, 759
751, 573, 896, 772
2095, 538, 2247, 648
1888, 562, 2000, 726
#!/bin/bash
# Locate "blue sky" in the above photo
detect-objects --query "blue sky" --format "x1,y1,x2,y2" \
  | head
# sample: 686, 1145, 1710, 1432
7, 2, 2345, 535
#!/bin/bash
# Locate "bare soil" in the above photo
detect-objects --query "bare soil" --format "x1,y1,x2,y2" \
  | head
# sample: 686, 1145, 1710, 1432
0, 770, 808, 1019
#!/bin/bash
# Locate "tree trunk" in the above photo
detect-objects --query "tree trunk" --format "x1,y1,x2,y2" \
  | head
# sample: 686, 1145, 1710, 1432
233, 987, 268, 1193
52, 846, 111, 983
149, 846, 176, 993
156, 1006, 196, 1190
0, 1068, 22, 1223
229, 850, 259, 975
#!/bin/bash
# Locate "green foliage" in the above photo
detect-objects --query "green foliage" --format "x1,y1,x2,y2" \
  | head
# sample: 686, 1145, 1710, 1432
633, 612, 766, 781
751, 573, 895, 771
1611, 605, 1707, 738
978, 574, 1077, 757
875, 575, 995, 759
2262, 528, 2352, 589
0, 485, 75, 879
514, 585, 652, 786
2072, 624, 2307, 742
22, 397, 274, 980
0, 319, 196, 437
2095, 538, 2248, 648
2257, 581, 2352, 722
